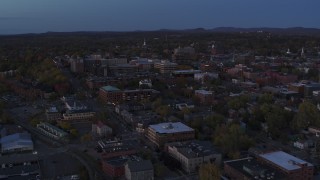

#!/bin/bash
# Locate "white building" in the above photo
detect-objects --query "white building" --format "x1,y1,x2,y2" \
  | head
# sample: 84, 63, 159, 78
92, 121, 113, 137
194, 72, 218, 83
65, 100, 87, 111
139, 79, 152, 88
167, 141, 221, 173
293, 140, 312, 150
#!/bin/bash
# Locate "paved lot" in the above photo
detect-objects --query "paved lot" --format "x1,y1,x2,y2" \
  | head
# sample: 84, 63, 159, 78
39, 152, 82, 179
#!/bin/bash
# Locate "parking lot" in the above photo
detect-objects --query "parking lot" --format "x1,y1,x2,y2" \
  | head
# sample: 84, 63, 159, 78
39, 152, 82, 179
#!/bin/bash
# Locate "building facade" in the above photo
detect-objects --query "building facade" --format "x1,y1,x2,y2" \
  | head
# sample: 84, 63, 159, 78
92, 121, 113, 137
258, 151, 314, 180
125, 160, 154, 180
166, 141, 221, 173
146, 122, 195, 147
154, 61, 177, 74
99, 85, 159, 104
37, 122, 68, 140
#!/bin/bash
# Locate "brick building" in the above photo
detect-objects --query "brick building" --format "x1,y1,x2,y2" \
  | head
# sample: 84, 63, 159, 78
258, 151, 314, 180
146, 122, 195, 147
194, 90, 214, 104
224, 157, 285, 180
154, 61, 177, 74
99, 86, 159, 104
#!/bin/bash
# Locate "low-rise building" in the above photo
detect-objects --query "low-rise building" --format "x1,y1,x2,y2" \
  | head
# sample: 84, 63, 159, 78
172, 70, 201, 77
224, 157, 285, 180
37, 122, 68, 140
166, 141, 221, 173
102, 158, 128, 178
154, 60, 177, 74
194, 72, 218, 83
258, 151, 314, 180
194, 90, 214, 104
125, 160, 154, 180
99, 86, 159, 104
92, 121, 113, 137
98, 140, 137, 159
146, 122, 195, 147
0, 133, 34, 154
0, 154, 40, 179
64, 100, 87, 111
308, 126, 320, 137
62, 109, 95, 121
45, 107, 61, 121
293, 140, 314, 150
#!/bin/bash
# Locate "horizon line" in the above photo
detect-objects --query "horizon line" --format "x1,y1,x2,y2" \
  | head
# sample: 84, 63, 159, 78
1, 26, 320, 36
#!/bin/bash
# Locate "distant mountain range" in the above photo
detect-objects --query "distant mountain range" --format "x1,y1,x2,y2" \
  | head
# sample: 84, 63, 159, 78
43, 27, 320, 36
2, 27, 320, 36
209, 27, 320, 35
162, 27, 320, 35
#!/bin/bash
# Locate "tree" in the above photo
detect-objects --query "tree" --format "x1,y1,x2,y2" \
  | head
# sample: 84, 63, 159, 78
291, 101, 320, 130
199, 163, 221, 180
154, 163, 165, 177
155, 105, 171, 118
29, 118, 40, 127
228, 95, 249, 110
204, 114, 225, 130
59, 121, 71, 130
81, 133, 92, 143
214, 124, 254, 158
70, 128, 79, 137
258, 93, 273, 104
0, 112, 12, 124
152, 98, 163, 110
79, 166, 89, 180
264, 105, 289, 138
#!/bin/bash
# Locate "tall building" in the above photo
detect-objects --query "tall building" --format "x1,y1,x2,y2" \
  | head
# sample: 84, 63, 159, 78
70, 58, 84, 73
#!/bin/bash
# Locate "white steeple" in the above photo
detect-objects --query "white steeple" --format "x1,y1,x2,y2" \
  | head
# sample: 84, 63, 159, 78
286, 48, 291, 54
301, 47, 305, 57
143, 38, 146, 46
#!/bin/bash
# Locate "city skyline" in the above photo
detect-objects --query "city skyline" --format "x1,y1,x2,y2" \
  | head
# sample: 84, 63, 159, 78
0, 0, 319, 34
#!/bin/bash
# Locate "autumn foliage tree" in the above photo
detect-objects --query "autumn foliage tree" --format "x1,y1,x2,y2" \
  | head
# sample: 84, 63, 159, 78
291, 101, 320, 130
199, 163, 221, 180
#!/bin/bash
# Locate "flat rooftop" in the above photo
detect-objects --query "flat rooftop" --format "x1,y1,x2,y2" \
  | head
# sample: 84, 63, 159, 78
168, 140, 219, 158
149, 122, 194, 134
101, 85, 121, 92
225, 157, 285, 180
259, 151, 313, 171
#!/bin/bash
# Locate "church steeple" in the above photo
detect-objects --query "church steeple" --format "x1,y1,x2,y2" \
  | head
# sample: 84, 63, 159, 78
301, 47, 305, 57
286, 48, 291, 54
143, 38, 146, 47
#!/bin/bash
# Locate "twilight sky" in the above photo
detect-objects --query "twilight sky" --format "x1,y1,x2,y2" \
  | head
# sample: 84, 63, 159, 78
0, 0, 319, 34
